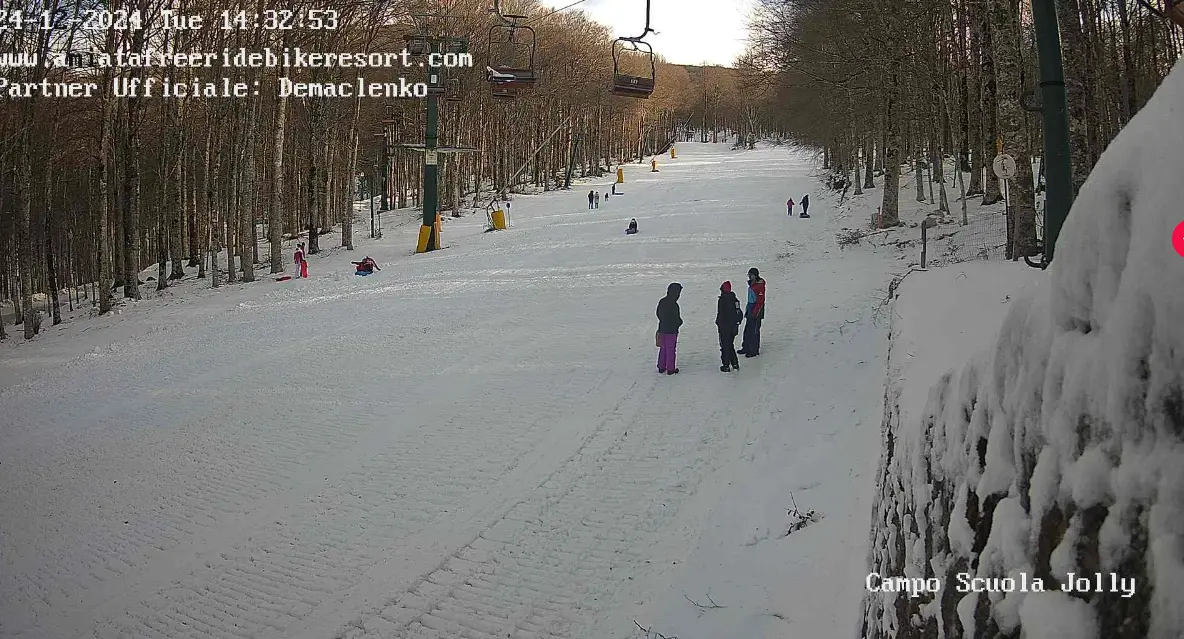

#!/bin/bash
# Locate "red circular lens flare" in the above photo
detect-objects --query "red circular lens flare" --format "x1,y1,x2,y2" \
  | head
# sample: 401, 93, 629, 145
1174, 220, 1184, 258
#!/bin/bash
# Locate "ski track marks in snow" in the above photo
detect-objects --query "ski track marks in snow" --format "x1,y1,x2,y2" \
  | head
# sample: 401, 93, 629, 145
0, 143, 896, 639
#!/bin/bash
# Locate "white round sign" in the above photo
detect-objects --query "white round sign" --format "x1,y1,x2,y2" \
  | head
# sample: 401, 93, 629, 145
993, 153, 1017, 180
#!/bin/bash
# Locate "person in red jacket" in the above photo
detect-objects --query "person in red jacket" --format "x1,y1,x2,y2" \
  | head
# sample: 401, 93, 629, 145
293, 243, 308, 278
787, 198, 795, 216
353, 256, 380, 275
739, 267, 765, 357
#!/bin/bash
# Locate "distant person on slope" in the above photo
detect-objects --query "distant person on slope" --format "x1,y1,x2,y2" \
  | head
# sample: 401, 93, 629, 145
595, 191, 601, 208
293, 242, 308, 278
588, 190, 595, 209
353, 256, 380, 275
800, 194, 810, 218
739, 268, 765, 357
716, 281, 743, 372
656, 282, 683, 375
786, 198, 795, 216
626, 218, 638, 234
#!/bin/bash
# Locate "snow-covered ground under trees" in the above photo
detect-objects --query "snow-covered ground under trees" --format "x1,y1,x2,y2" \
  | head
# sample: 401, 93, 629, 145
1, 142, 907, 639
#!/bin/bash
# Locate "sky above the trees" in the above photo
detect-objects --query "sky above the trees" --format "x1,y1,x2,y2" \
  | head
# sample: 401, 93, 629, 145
537, 0, 754, 67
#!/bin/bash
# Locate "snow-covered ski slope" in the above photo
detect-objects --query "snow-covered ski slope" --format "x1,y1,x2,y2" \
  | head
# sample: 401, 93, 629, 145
1, 143, 896, 639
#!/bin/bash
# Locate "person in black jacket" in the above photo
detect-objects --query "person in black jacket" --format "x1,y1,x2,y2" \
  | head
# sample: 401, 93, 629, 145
800, 193, 810, 218
715, 281, 743, 371
656, 282, 683, 375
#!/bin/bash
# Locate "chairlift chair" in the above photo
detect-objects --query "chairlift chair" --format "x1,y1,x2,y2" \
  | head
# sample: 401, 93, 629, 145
404, 33, 430, 56
487, 21, 537, 89
1167, 0, 1184, 25
1139, 0, 1184, 26
380, 104, 396, 125
491, 84, 516, 99
611, 39, 656, 99
446, 78, 463, 102
608, 0, 657, 98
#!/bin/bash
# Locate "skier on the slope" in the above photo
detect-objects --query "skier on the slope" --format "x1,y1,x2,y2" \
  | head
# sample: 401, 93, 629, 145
293, 242, 308, 278
656, 282, 683, 375
738, 267, 765, 357
786, 198, 795, 216
588, 190, 595, 209
800, 194, 810, 218
716, 281, 743, 372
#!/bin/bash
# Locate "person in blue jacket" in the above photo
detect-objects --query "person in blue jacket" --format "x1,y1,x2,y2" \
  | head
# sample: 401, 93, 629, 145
739, 267, 765, 357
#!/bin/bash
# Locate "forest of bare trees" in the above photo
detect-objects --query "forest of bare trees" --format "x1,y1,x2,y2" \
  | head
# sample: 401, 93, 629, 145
8, 0, 1170, 343
743, 0, 1182, 253
0, 0, 765, 341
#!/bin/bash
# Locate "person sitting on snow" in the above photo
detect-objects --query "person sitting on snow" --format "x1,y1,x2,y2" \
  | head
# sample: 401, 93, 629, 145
626, 218, 638, 234
353, 256, 380, 275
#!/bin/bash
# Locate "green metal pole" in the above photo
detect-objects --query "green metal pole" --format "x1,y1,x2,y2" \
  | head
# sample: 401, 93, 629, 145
423, 41, 441, 250
380, 134, 389, 211
1030, 0, 1074, 265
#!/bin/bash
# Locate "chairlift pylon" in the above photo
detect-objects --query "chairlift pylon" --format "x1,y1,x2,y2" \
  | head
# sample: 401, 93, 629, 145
610, 0, 657, 98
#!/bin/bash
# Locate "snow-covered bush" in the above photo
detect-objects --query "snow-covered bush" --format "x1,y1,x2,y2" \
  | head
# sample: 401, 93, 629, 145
861, 60, 1184, 638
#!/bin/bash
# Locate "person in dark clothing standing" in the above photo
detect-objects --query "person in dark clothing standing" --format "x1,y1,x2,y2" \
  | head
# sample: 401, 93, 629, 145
716, 281, 743, 371
656, 282, 683, 375
800, 194, 810, 218
588, 190, 595, 209
739, 268, 765, 357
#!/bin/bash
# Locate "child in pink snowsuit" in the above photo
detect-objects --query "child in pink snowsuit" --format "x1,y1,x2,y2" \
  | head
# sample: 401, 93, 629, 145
655, 282, 682, 375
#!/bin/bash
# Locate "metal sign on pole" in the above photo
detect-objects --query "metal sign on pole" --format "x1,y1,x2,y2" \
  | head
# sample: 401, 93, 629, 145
992, 153, 1017, 181
994, 153, 1016, 259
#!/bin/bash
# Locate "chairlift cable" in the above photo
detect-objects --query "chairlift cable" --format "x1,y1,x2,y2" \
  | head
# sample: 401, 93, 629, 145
524, 0, 589, 24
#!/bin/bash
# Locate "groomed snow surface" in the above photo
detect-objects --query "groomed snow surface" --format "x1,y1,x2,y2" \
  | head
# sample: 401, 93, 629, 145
861, 61, 1184, 637
1, 142, 897, 638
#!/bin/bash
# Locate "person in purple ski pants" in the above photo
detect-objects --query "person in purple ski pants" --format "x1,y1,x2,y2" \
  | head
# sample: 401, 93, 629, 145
655, 282, 683, 375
